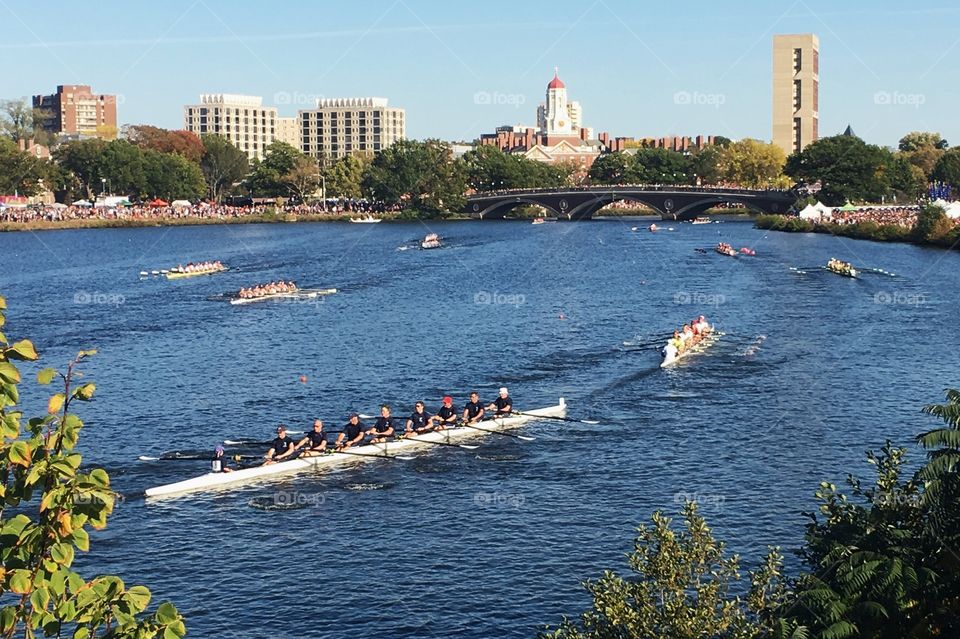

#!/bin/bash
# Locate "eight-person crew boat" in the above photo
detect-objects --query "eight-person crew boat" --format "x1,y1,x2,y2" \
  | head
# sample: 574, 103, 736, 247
715, 242, 737, 257
661, 315, 718, 367
166, 260, 226, 279
826, 257, 858, 278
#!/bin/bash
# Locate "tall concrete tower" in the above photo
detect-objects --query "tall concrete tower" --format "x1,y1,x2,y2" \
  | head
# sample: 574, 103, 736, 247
772, 34, 819, 156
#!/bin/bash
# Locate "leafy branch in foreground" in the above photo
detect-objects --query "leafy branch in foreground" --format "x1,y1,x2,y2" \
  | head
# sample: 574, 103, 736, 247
0, 295, 186, 638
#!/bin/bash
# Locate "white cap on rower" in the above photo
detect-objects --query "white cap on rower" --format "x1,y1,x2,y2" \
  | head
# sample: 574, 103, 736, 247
499, 387, 508, 395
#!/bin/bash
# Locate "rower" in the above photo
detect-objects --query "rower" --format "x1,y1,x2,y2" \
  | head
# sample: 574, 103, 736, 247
404, 401, 435, 436
486, 387, 512, 417
463, 391, 485, 424
264, 424, 296, 464
335, 413, 365, 450
435, 396, 458, 430
365, 405, 396, 443
293, 419, 327, 457
695, 315, 710, 335
670, 330, 685, 353
211, 445, 234, 473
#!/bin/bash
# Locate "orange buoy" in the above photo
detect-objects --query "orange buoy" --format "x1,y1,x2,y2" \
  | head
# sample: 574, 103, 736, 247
299, 375, 307, 384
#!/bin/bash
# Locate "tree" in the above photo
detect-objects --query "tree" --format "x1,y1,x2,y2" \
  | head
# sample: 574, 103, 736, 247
0, 139, 49, 197
785, 135, 893, 205
630, 147, 690, 184
0, 295, 187, 638
898, 131, 948, 152
281, 156, 322, 203
199, 135, 248, 202
246, 142, 304, 197
689, 145, 723, 185
98, 140, 146, 197
362, 139, 465, 212
903, 145, 942, 180
888, 155, 925, 200
717, 139, 788, 189
931, 148, 960, 190
541, 502, 796, 639
125, 125, 204, 164
326, 153, 370, 199
461, 145, 568, 191
587, 152, 634, 185
53, 139, 107, 200
142, 150, 205, 201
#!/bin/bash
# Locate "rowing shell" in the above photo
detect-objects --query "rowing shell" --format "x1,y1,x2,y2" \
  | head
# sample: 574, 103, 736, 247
660, 330, 722, 368
229, 288, 338, 305
166, 266, 227, 280
144, 398, 566, 498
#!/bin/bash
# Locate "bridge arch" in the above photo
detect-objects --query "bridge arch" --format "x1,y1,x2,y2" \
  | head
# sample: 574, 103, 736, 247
468, 198, 561, 219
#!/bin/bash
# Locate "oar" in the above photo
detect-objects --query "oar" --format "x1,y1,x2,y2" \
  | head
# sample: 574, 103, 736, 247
509, 411, 599, 425
138, 453, 261, 462
332, 448, 414, 461
400, 434, 479, 450
458, 421, 535, 441
859, 267, 897, 277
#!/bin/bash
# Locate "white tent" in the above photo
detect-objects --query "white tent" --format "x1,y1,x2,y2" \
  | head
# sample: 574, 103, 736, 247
73, 200, 93, 207
813, 201, 833, 219
50, 202, 68, 209
932, 198, 951, 209
171, 200, 192, 208
798, 203, 821, 220
944, 202, 960, 219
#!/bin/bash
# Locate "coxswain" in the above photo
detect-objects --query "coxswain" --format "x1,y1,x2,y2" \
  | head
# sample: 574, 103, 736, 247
293, 419, 327, 457
335, 413, 365, 450
404, 401, 435, 436
211, 445, 234, 473
264, 424, 295, 464
435, 396, 458, 430
486, 387, 512, 417
463, 391, 485, 424
366, 405, 396, 443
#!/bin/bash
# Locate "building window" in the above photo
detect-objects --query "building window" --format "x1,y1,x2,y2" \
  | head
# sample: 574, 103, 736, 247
793, 117, 802, 153
793, 80, 802, 111
793, 47, 802, 73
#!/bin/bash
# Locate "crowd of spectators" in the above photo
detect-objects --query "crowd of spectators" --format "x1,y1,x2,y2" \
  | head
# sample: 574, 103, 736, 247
828, 205, 921, 228
0, 199, 404, 224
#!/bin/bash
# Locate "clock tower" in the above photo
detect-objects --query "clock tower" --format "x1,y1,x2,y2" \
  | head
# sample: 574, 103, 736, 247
538, 69, 574, 136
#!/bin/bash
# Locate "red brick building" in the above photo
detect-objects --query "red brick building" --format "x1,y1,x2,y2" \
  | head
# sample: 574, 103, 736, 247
33, 85, 118, 139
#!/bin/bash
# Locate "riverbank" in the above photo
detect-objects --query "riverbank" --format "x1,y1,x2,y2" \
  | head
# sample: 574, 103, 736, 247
0, 210, 478, 233
754, 213, 960, 249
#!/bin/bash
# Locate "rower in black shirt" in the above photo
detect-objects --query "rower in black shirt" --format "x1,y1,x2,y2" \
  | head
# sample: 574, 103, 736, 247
404, 401, 435, 436
463, 391, 485, 424
486, 387, 513, 417
335, 414, 365, 450
293, 419, 327, 457
264, 424, 295, 464
435, 395, 458, 430
366, 405, 396, 443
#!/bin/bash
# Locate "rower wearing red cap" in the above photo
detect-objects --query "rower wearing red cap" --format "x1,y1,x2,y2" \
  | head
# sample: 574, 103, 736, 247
435, 395, 458, 429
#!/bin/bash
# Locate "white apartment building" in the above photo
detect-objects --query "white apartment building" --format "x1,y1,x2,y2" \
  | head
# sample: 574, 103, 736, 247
183, 94, 278, 159
298, 97, 405, 161
276, 116, 299, 148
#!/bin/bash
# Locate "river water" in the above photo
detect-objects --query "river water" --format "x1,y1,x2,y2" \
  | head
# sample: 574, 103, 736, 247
1, 218, 957, 638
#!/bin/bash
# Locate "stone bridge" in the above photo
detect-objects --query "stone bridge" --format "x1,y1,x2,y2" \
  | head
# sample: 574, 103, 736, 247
464, 185, 799, 220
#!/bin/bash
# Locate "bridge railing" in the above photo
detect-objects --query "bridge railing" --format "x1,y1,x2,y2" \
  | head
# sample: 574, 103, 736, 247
467, 184, 797, 198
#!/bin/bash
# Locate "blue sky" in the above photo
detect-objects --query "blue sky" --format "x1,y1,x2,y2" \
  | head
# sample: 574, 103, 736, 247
2, 0, 957, 148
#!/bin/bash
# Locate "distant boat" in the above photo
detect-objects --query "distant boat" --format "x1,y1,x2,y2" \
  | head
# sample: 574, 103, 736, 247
649, 223, 658, 232
691, 217, 710, 225
532, 217, 545, 225
349, 216, 381, 224
420, 233, 442, 250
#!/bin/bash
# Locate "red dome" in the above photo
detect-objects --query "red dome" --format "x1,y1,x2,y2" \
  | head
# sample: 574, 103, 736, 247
547, 72, 565, 90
